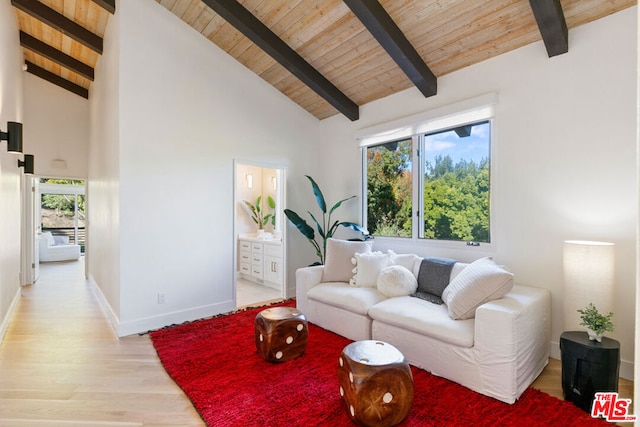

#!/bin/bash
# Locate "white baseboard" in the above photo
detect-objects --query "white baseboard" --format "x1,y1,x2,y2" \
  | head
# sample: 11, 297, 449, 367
550, 339, 634, 381
88, 274, 236, 337
88, 274, 120, 336
117, 300, 237, 337
0, 286, 22, 344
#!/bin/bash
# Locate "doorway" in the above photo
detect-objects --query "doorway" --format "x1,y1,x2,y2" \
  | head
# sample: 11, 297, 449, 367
21, 178, 86, 286
234, 161, 286, 308
39, 179, 86, 254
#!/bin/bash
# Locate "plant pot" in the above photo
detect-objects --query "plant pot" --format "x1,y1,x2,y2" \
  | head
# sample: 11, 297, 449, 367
587, 328, 604, 342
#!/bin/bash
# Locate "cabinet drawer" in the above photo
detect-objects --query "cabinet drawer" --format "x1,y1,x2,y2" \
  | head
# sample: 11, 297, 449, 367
251, 265, 263, 278
239, 250, 251, 263
251, 243, 263, 252
239, 240, 251, 251
263, 244, 282, 258
251, 253, 263, 264
239, 262, 251, 274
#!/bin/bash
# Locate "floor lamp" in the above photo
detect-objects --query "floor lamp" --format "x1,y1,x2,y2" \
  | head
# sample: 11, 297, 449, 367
563, 240, 615, 331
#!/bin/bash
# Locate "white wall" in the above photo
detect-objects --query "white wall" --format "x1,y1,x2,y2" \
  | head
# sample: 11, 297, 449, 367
317, 7, 638, 379
23, 74, 89, 179
0, 0, 24, 340
88, 0, 321, 335
87, 0, 122, 324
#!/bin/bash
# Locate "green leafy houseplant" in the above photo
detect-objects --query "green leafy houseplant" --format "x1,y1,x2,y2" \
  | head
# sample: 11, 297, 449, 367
284, 175, 367, 266
577, 303, 614, 342
243, 195, 275, 230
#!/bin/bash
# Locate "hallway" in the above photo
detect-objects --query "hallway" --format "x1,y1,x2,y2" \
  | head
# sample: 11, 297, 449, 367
0, 259, 204, 426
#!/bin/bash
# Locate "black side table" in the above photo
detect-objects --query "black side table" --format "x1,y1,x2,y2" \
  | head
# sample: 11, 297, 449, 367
560, 331, 620, 412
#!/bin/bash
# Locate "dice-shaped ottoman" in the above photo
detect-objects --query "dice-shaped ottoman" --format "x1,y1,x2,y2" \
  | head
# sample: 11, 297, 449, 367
338, 340, 413, 427
254, 306, 308, 363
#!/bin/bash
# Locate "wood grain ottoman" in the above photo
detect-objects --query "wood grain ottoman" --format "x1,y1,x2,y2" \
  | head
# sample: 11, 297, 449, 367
254, 306, 308, 363
338, 340, 413, 427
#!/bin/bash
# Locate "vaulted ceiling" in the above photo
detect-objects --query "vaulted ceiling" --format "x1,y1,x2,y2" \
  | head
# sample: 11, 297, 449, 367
10, 0, 636, 121
11, 0, 114, 98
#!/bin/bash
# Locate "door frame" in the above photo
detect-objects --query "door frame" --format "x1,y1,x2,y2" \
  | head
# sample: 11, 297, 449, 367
21, 175, 39, 285
232, 159, 288, 303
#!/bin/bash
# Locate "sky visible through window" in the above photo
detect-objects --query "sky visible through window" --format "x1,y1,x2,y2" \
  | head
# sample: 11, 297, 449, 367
423, 121, 490, 166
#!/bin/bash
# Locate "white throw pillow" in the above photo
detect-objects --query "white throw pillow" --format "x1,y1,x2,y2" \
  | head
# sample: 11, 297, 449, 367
350, 251, 390, 288
387, 250, 422, 278
377, 265, 418, 297
322, 238, 374, 283
442, 257, 514, 320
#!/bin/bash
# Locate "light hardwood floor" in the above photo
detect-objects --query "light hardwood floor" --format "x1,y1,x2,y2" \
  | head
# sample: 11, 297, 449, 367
236, 278, 281, 309
0, 259, 204, 426
0, 259, 633, 425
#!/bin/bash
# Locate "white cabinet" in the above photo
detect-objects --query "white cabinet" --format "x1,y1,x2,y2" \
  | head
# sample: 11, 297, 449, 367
250, 243, 263, 279
239, 240, 252, 276
238, 237, 283, 289
263, 243, 283, 286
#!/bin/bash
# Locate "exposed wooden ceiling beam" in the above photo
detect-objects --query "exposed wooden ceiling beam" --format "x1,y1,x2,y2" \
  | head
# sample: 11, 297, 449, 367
201, 0, 359, 121
343, 0, 437, 98
20, 31, 94, 81
90, 0, 115, 14
528, 0, 568, 57
24, 61, 89, 99
11, 0, 103, 54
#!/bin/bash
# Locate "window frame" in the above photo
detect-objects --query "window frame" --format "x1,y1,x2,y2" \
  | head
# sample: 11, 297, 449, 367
359, 95, 496, 252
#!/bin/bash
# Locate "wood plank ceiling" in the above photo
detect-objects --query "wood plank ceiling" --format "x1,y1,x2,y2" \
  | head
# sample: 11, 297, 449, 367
11, 0, 114, 98
10, 0, 636, 120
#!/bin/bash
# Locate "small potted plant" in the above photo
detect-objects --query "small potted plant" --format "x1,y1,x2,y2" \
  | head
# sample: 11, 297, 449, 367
243, 195, 276, 233
577, 303, 614, 342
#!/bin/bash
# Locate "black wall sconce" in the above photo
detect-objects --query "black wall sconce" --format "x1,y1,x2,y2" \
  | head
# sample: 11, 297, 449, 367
0, 121, 23, 153
18, 154, 34, 175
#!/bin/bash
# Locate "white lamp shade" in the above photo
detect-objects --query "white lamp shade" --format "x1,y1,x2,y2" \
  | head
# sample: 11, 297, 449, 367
563, 240, 615, 331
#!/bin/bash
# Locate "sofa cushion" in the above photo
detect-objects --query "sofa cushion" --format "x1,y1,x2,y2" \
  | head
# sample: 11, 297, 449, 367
369, 296, 475, 347
377, 265, 418, 297
322, 239, 373, 283
442, 257, 514, 320
53, 235, 69, 245
387, 250, 422, 277
412, 257, 457, 304
350, 251, 390, 287
307, 282, 387, 315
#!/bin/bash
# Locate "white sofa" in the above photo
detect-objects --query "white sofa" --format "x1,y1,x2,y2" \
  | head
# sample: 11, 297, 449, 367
39, 232, 81, 262
296, 239, 551, 404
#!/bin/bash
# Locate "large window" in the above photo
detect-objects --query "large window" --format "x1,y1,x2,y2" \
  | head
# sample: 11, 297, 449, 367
366, 139, 413, 237
421, 121, 490, 242
363, 103, 493, 246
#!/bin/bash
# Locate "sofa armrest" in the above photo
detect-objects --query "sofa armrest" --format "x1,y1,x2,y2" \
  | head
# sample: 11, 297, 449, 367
474, 285, 551, 393
295, 266, 325, 315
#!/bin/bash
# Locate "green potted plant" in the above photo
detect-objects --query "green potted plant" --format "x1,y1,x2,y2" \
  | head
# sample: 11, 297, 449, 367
284, 175, 368, 266
577, 303, 614, 342
243, 195, 276, 231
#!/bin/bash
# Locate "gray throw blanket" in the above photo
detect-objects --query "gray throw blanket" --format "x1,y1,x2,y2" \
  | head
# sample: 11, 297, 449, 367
411, 257, 457, 304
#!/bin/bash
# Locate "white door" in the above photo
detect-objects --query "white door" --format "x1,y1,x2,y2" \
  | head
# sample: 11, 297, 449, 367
22, 176, 40, 285
33, 178, 40, 282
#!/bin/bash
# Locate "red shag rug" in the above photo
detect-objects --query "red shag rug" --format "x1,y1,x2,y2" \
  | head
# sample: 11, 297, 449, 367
150, 301, 607, 426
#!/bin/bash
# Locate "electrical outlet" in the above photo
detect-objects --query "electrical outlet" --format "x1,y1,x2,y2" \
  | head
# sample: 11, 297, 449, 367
158, 293, 166, 304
